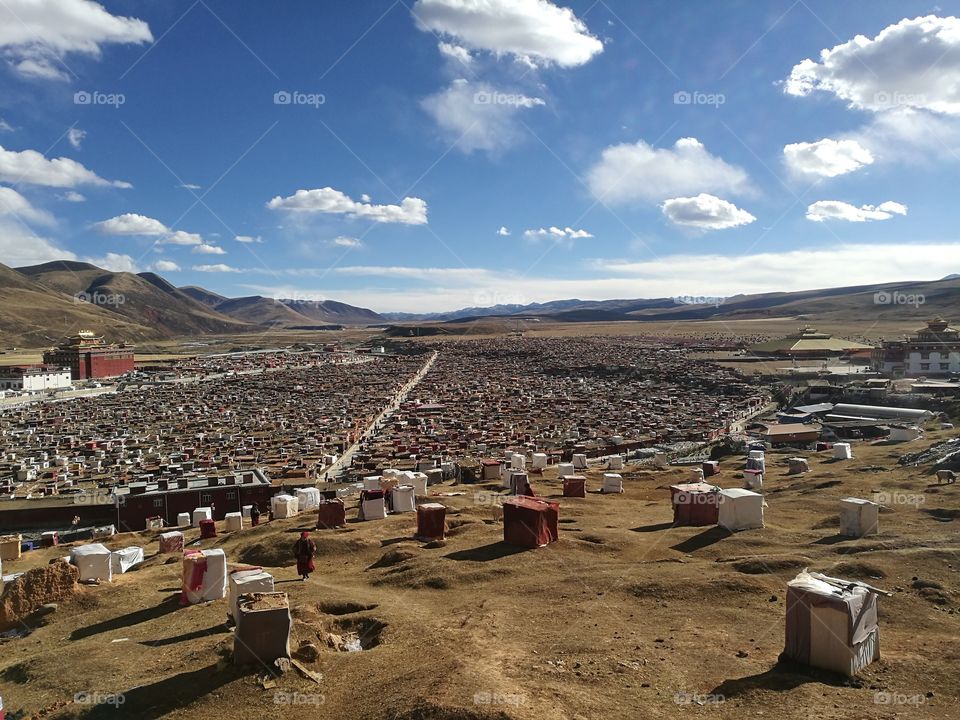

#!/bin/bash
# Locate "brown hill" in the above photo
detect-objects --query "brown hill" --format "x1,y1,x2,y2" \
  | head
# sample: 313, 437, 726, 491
16, 261, 254, 338
0, 262, 154, 346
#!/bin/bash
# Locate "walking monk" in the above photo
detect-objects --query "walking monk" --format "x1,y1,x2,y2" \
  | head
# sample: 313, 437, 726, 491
294, 531, 316, 581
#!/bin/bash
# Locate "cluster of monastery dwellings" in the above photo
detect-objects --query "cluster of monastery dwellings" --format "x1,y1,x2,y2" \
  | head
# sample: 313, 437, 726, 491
350, 337, 769, 475
0, 352, 425, 498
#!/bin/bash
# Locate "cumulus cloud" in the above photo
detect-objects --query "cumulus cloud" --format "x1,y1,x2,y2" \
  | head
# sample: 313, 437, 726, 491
95, 212, 166, 236
235, 234, 262, 243
783, 138, 874, 177
422, 78, 544, 153
412, 0, 602, 68
61, 190, 85, 202
331, 236, 362, 248
661, 194, 756, 230
95, 213, 204, 245
496, 226, 510, 236
151, 259, 180, 272
806, 200, 908, 222
266, 187, 428, 225
192, 243, 226, 255
523, 226, 593, 241
785, 15, 960, 115
0, 0, 152, 81
0, 186, 54, 224
437, 41, 473, 66
0, 145, 130, 187
0, 220, 75, 265
85, 251, 137, 272
587, 137, 751, 204
193, 263, 240, 273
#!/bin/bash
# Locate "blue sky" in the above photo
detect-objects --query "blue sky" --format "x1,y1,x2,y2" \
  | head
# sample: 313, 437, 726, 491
1, 0, 960, 312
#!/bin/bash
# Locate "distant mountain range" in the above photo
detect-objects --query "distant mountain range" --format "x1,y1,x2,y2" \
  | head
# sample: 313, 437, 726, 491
1, 260, 958, 346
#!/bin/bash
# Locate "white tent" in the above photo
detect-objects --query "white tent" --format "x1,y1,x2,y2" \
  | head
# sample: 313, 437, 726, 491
833, 443, 853, 460
407, 472, 428, 496
271, 494, 299, 519
557, 463, 575, 478
110, 546, 144, 575
295, 487, 322, 512
573, 454, 588, 470
224, 512, 243, 532
784, 570, 880, 676
71, 543, 113, 582
192, 507, 212, 527
176, 512, 191, 527
602, 473, 623, 494
840, 498, 879, 537
363, 475, 382, 491
608, 455, 624, 470
228, 568, 274, 621
360, 494, 386, 520
392, 485, 416, 512
531, 453, 548, 470
181, 549, 227, 604
718, 488, 764, 531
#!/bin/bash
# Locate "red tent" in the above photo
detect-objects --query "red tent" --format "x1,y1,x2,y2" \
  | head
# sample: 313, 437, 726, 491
199, 519, 218, 538
670, 482, 720, 526
316, 498, 346, 529
562, 476, 586, 498
416, 503, 446, 541
503, 497, 559, 548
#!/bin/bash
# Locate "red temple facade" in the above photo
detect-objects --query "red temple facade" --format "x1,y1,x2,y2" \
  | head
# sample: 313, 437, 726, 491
43, 331, 135, 380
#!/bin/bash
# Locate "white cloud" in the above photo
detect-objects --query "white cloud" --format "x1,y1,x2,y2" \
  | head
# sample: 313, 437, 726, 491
0, 0, 152, 81
412, 0, 603, 68
806, 200, 908, 222
267, 186, 428, 225
523, 226, 593, 241
235, 234, 262, 243
331, 236, 362, 248
0, 118, 12, 132
166, 230, 203, 246
255, 242, 959, 313
661, 194, 756, 230
0, 219, 75, 266
151, 259, 180, 272
61, 190, 85, 202
783, 138, 874, 177
0, 186, 54, 224
422, 78, 544, 153
192, 243, 226, 255
95, 213, 204, 245
437, 41, 473, 66
95, 213, 167, 236
0, 145, 130, 187
587, 137, 751, 204
178, 182, 201, 190
785, 15, 960, 115
193, 263, 241, 273
85, 252, 137, 273
67, 128, 86, 150
496, 226, 510, 236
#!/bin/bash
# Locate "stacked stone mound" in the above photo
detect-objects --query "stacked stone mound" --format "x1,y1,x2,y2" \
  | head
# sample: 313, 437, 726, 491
0, 561, 80, 629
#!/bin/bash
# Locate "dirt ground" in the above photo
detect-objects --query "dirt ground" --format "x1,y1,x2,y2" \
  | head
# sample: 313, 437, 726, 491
0, 431, 958, 720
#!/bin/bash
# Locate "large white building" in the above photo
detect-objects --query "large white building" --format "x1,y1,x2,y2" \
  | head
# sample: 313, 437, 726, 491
872, 318, 960, 376
0, 366, 73, 392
